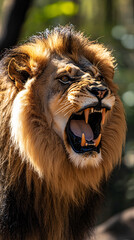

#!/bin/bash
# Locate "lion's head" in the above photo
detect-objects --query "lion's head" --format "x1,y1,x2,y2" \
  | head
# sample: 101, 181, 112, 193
0, 26, 126, 200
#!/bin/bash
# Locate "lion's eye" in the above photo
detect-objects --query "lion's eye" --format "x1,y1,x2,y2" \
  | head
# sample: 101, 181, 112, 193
58, 75, 71, 84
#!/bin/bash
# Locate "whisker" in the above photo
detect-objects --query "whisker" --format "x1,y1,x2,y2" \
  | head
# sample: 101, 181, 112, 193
55, 103, 71, 115
64, 107, 74, 116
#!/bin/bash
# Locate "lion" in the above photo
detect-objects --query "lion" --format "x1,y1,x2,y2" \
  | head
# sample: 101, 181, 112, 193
0, 26, 126, 240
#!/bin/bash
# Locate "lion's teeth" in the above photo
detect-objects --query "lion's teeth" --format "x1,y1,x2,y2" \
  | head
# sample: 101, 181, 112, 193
93, 134, 101, 147
84, 108, 90, 124
102, 108, 106, 125
81, 133, 86, 147
91, 108, 94, 113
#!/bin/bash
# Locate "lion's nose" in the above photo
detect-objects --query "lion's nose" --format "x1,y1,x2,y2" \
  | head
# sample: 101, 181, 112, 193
88, 87, 109, 99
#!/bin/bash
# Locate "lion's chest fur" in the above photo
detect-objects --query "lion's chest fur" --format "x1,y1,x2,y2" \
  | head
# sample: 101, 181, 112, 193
0, 170, 103, 240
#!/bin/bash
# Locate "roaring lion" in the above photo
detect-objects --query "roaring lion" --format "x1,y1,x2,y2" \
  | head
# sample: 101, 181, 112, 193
0, 26, 126, 240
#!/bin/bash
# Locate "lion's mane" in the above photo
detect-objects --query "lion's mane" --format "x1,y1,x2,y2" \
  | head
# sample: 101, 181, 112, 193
0, 26, 126, 240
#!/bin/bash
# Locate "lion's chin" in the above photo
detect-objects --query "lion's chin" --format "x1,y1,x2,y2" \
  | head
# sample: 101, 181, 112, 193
68, 147, 102, 168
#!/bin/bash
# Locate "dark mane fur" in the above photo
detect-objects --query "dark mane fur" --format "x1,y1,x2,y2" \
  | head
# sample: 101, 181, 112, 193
0, 164, 104, 240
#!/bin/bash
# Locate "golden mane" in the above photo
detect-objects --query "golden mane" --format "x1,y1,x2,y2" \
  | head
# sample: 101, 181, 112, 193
0, 26, 126, 240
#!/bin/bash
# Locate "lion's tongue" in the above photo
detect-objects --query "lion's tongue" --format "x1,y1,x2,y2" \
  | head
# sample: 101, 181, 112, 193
70, 120, 94, 141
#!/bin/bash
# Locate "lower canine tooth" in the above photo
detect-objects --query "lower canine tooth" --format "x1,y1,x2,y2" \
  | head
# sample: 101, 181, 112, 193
93, 134, 101, 147
81, 133, 86, 147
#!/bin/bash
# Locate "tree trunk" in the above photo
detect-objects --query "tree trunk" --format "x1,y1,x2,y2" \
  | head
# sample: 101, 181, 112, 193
0, 0, 33, 55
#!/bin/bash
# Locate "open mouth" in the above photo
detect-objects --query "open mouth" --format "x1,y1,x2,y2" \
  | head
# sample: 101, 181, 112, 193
65, 105, 109, 154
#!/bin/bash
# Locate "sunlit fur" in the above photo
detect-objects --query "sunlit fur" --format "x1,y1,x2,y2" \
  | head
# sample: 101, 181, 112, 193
0, 26, 126, 240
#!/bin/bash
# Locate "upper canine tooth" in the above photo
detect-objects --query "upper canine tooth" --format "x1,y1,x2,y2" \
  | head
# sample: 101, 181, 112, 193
84, 108, 90, 124
102, 108, 106, 125
81, 133, 86, 147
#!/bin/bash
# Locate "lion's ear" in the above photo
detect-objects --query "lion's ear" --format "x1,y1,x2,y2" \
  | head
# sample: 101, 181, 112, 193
8, 54, 32, 90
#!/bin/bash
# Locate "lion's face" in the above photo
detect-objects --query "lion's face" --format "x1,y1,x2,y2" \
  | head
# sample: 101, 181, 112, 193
5, 27, 126, 193
48, 56, 115, 168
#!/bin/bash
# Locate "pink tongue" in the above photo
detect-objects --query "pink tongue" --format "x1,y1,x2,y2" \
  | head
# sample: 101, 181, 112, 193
70, 120, 94, 141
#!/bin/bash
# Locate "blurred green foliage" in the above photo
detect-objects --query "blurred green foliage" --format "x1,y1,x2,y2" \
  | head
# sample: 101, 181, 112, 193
21, 1, 78, 37
43, 1, 79, 18
0, 0, 134, 222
